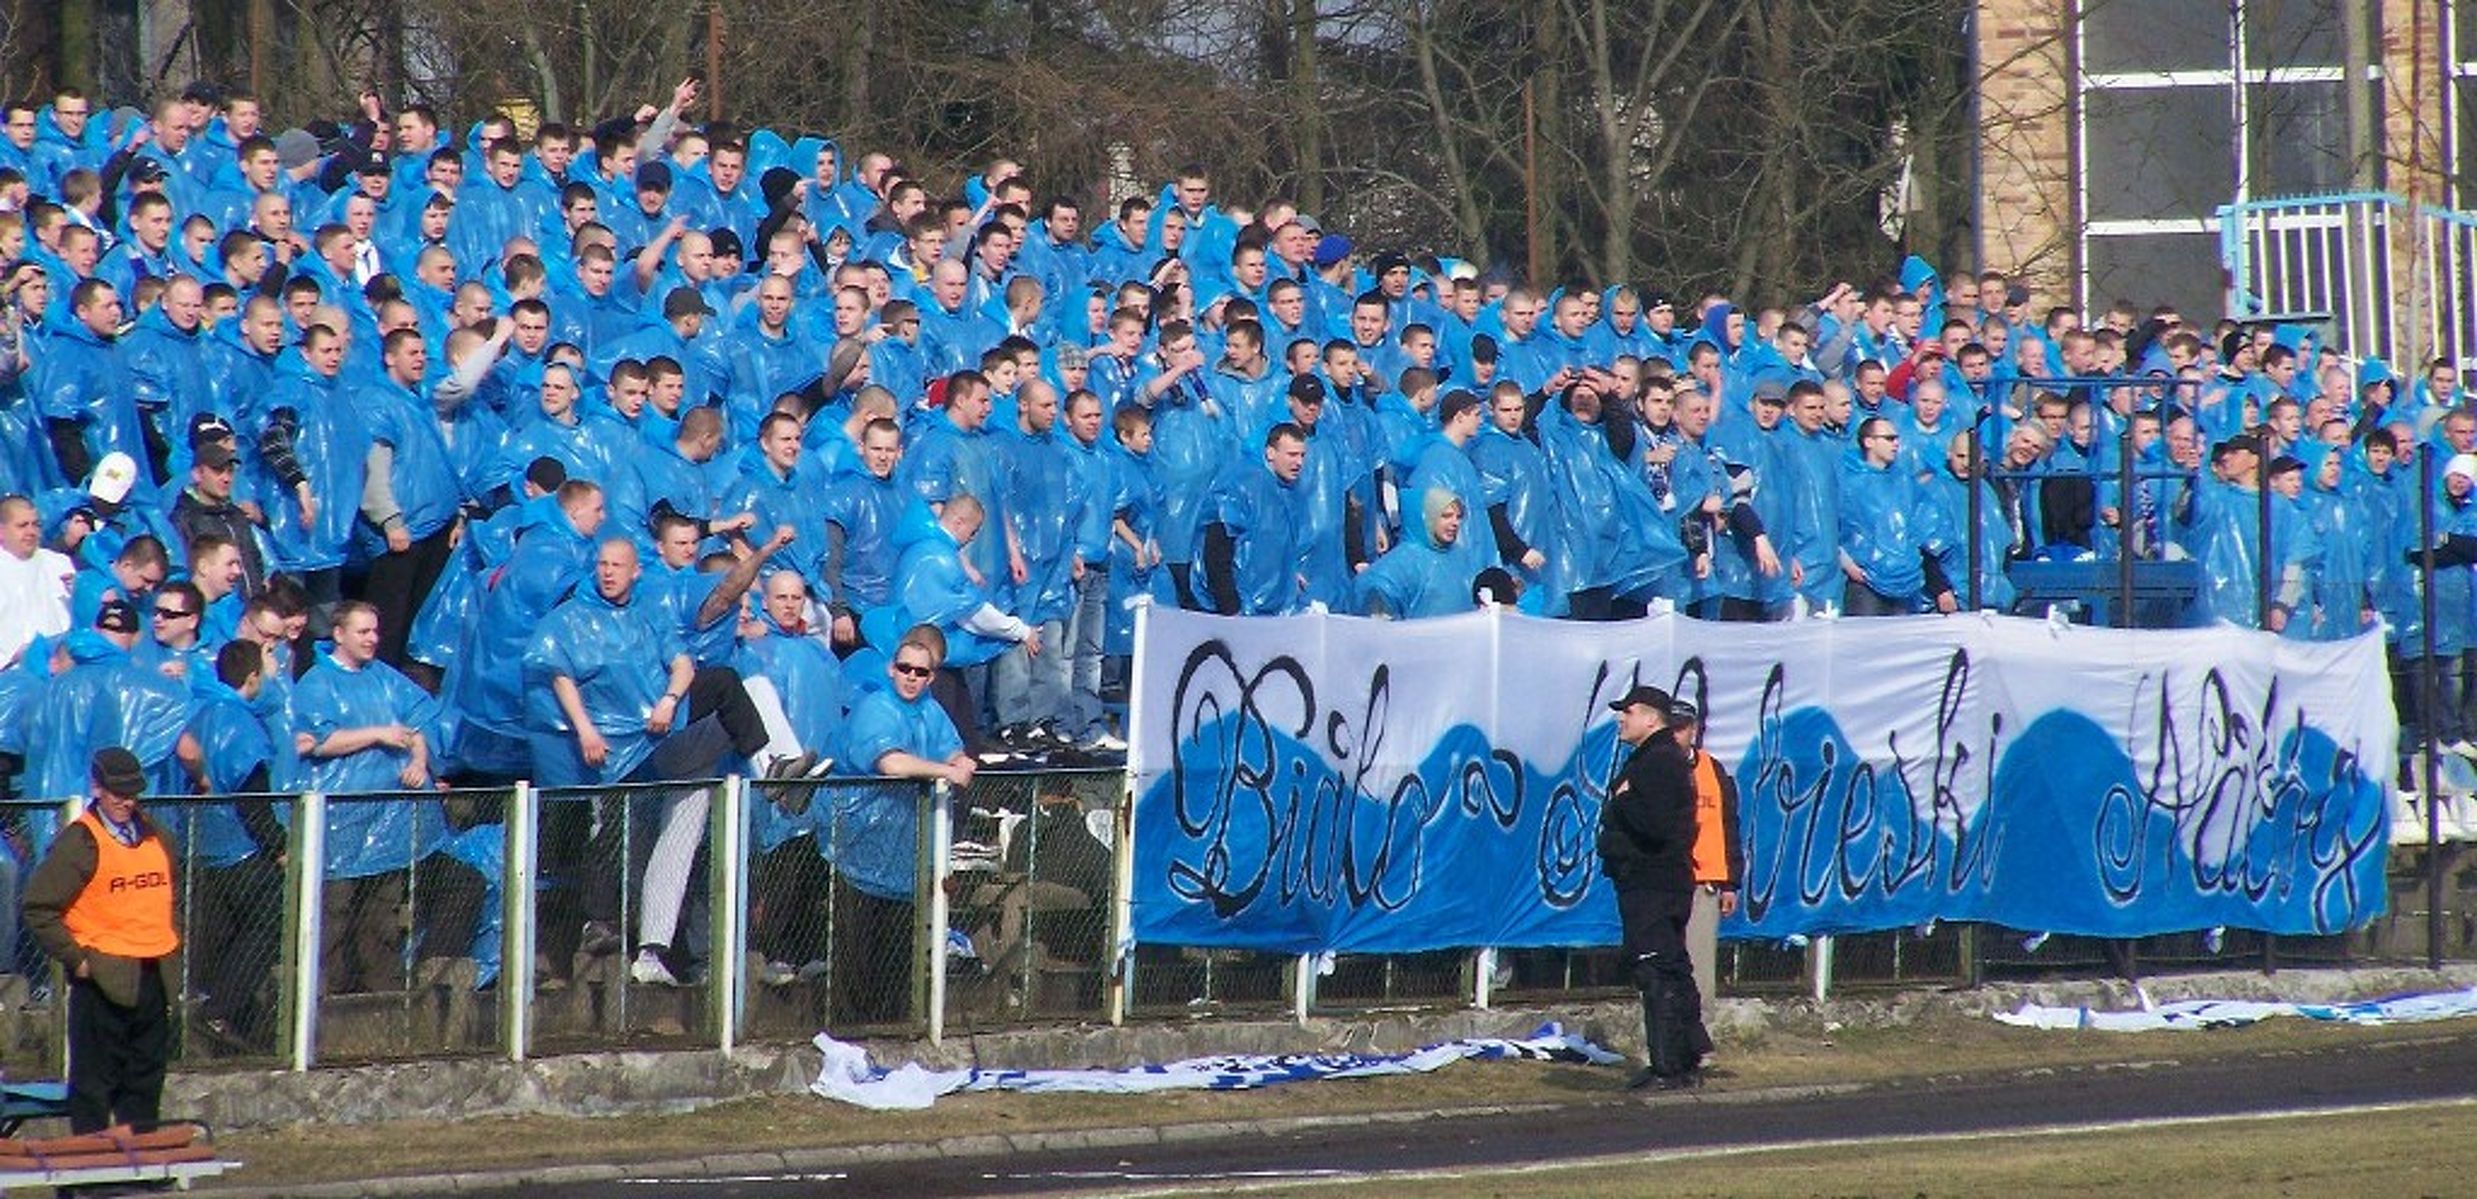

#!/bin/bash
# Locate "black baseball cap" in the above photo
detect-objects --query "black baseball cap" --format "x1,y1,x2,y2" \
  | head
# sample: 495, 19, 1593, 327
1608, 684, 1674, 713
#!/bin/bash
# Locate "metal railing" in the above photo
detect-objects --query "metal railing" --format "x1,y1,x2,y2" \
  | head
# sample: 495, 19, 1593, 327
0, 746, 2460, 1076
2219, 191, 2477, 370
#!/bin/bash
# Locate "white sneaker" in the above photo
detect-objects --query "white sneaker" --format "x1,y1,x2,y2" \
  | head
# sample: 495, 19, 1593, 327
2394, 792, 2430, 845
630, 948, 681, 987
757, 960, 798, 987
2446, 740, 2477, 761
1083, 730, 1128, 753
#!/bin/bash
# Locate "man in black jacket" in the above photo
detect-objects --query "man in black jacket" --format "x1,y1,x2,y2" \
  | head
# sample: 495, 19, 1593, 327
1596, 683, 1707, 1091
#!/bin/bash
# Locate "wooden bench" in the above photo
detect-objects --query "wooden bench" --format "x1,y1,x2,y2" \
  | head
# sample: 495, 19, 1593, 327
0, 1119, 238, 1193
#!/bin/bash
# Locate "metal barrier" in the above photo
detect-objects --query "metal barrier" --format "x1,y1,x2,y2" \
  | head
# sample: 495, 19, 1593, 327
733, 775, 938, 1045
520, 780, 722, 1057
308, 787, 508, 1063
0, 750, 2447, 1076
2219, 191, 2477, 370
940, 769, 1120, 1033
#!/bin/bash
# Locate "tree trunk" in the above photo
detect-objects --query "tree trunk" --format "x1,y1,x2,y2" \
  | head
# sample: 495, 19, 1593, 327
1288, 0, 1324, 213
1409, 10, 1488, 262
842, 0, 873, 139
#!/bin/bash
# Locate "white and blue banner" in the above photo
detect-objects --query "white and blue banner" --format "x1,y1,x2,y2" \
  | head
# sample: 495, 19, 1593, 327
810, 1023, 1619, 1110
1128, 607, 2395, 953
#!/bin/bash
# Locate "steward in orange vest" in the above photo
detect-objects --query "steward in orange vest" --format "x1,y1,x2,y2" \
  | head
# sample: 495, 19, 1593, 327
24, 746, 182, 1133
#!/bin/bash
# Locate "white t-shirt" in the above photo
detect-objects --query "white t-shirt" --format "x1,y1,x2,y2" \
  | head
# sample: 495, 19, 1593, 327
0, 546, 75, 668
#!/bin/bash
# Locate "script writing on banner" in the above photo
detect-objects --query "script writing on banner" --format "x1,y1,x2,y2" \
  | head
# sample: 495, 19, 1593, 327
1127, 608, 2395, 955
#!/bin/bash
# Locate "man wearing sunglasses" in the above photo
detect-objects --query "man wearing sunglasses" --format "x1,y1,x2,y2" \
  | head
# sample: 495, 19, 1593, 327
826, 625, 976, 1024
1838, 415, 1956, 616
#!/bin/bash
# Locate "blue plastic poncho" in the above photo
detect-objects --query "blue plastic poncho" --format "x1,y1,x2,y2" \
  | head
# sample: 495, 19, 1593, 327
885, 507, 1015, 668
828, 687, 961, 901
1204, 460, 1306, 616
902, 414, 1015, 593
1468, 422, 1570, 616
1838, 450, 1935, 606
293, 653, 447, 879
1354, 489, 1475, 619
521, 584, 688, 787
1001, 425, 1083, 624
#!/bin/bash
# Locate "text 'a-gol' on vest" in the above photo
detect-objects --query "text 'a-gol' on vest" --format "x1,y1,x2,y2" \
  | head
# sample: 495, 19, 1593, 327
62, 810, 180, 959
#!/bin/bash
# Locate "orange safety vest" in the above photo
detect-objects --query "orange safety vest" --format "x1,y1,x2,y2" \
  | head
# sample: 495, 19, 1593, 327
61, 809, 180, 959
1687, 752, 1731, 885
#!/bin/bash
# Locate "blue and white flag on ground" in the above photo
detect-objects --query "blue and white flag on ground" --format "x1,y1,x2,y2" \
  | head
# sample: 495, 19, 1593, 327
1994, 986, 2477, 1032
809, 1022, 1620, 1110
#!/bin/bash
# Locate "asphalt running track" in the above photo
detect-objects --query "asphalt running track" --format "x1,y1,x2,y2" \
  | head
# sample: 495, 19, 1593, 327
463, 1032, 2477, 1197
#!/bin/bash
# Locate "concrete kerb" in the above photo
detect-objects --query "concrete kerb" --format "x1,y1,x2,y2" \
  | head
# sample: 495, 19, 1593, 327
189, 963, 2477, 1196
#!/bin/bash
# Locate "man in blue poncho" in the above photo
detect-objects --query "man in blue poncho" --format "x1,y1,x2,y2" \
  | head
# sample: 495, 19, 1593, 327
740, 569, 848, 983
1838, 416, 1956, 616
821, 417, 912, 648
294, 601, 483, 995
357, 327, 464, 674
526, 536, 783, 986
179, 639, 293, 1053
903, 370, 1022, 595
251, 321, 366, 643
1200, 423, 1310, 616
37, 279, 143, 493
1467, 382, 1562, 615
992, 380, 1083, 739
828, 624, 976, 1025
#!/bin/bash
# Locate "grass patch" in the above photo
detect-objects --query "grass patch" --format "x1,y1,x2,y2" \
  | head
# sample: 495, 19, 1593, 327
199, 1013, 2477, 1190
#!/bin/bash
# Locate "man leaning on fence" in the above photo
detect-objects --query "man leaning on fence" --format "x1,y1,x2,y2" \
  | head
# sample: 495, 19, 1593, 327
828, 623, 976, 1025
24, 747, 178, 1134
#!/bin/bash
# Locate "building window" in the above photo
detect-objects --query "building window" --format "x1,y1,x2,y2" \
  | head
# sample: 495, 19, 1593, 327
2074, 0, 2362, 322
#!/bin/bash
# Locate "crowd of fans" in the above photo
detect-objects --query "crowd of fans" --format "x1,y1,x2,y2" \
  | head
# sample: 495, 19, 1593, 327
0, 75, 2458, 1012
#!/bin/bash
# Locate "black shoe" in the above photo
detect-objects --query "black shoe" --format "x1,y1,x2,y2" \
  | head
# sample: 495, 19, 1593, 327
1651, 1071, 1702, 1091
1624, 1066, 1661, 1091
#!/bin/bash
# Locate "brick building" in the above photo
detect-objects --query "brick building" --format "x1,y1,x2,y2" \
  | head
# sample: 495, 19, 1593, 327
1977, 0, 2464, 339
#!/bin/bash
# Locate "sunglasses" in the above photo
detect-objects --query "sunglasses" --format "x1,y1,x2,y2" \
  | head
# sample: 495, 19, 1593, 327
153, 607, 193, 619
892, 662, 934, 679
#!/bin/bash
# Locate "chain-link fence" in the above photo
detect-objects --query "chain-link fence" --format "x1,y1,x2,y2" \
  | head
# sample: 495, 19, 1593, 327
311, 788, 505, 1063
1312, 952, 1469, 1011
0, 760, 2450, 1077
163, 792, 294, 1069
1129, 947, 1296, 1017
1820, 925, 1972, 992
737, 775, 936, 1043
527, 781, 720, 1055
941, 770, 1119, 1033
0, 799, 63, 1078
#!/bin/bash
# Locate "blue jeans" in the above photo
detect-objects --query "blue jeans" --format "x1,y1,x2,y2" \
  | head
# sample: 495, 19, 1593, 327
991, 618, 1070, 729
1063, 567, 1109, 738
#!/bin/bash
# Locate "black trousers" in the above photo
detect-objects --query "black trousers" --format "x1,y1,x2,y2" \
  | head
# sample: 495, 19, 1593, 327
1718, 597, 1775, 622
751, 834, 828, 966
1841, 582, 1911, 617
67, 966, 170, 1133
1617, 886, 1704, 1076
693, 666, 770, 760
195, 854, 283, 1045
833, 886, 914, 1026
361, 523, 456, 672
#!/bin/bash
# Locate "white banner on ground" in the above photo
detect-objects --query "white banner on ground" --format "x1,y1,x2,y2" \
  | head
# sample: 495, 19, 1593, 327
808, 1024, 1620, 1110
1993, 986, 2477, 1032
